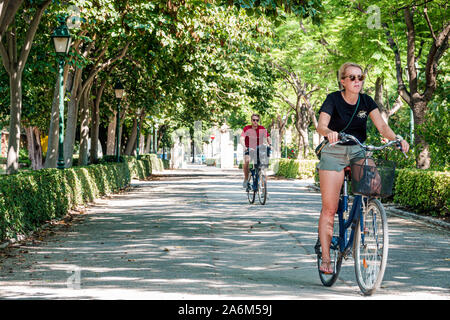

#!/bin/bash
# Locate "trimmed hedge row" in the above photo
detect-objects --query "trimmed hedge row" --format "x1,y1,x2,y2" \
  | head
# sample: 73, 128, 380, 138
273, 159, 318, 179
139, 154, 165, 172
0, 156, 161, 241
394, 169, 449, 217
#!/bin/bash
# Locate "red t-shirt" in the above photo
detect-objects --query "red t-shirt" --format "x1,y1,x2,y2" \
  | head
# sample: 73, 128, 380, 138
241, 125, 269, 148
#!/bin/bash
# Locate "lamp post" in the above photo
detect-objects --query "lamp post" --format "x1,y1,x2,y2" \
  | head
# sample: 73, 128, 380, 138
114, 80, 125, 162
51, 16, 72, 169
136, 108, 141, 160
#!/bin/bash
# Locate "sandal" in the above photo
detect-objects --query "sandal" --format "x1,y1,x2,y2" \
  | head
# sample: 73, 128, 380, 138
319, 259, 333, 274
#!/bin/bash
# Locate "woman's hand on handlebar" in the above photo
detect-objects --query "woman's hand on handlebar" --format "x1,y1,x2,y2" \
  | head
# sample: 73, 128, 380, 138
397, 138, 410, 157
399, 139, 410, 154
326, 131, 340, 144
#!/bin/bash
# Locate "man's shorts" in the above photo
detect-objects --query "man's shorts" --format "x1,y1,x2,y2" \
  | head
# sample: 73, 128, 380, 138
317, 143, 365, 172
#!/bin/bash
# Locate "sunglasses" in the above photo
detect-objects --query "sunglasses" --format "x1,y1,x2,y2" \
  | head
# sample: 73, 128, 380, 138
251, 118, 259, 122
342, 74, 365, 81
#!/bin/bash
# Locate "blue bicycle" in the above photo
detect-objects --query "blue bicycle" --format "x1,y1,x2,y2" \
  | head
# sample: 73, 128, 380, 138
247, 145, 270, 205
314, 133, 406, 295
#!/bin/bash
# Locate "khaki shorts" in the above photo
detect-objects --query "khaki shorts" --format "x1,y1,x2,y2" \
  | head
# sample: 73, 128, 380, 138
317, 143, 365, 172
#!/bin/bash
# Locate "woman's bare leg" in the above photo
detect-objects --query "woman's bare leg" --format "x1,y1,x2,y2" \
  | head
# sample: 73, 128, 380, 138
319, 169, 344, 270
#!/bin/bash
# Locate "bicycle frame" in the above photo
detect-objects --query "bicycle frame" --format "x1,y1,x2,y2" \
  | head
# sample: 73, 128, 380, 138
335, 171, 365, 257
249, 166, 261, 192
332, 132, 402, 255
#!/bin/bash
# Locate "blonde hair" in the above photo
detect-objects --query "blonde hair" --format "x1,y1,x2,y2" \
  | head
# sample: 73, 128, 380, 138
338, 62, 364, 90
251, 113, 260, 120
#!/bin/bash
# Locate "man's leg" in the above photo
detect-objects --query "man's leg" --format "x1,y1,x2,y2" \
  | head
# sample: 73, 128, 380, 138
243, 155, 250, 187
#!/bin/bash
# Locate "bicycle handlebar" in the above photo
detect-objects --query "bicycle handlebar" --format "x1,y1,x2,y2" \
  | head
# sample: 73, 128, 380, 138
330, 133, 408, 158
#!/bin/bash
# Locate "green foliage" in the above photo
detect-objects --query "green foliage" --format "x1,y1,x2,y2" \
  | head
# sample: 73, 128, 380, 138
366, 108, 416, 169
282, 143, 298, 159
273, 159, 318, 179
138, 153, 165, 172
297, 159, 319, 179
416, 101, 450, 171
394, 169, 449, 217
0, 157, 155, 241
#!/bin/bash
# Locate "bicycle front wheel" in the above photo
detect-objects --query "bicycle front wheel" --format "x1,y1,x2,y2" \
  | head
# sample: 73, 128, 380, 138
354, 198, 389, 295
257, 170, 267, 205
247, 173, 256, 204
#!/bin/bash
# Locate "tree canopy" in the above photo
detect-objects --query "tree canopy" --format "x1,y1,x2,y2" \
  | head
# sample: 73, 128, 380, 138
0, 0, 448, 172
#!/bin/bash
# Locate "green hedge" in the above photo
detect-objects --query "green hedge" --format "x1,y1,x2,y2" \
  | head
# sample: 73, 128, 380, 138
0, 157, 155, 241
273, 159, 318, 179
394, 169, 449, 217
138, 154, 164, 172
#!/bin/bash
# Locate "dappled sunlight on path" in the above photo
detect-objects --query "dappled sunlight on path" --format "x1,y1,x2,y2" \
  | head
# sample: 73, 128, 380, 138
0, 167, 448, 299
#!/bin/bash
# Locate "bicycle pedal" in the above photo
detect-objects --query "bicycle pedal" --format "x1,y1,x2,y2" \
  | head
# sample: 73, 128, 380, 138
343, 249, 353, 260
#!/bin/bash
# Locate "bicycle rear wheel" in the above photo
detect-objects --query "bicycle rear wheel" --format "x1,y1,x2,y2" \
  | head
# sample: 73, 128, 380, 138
247, 172, 256, 204
354, 198, 388, 295
257, 169, 267, 205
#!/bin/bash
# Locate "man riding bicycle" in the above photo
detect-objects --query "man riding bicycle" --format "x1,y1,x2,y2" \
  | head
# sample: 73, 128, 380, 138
240, 114, 271, 188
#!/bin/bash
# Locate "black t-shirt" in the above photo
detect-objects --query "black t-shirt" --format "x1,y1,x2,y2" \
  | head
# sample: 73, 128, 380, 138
319, 91, 378, 144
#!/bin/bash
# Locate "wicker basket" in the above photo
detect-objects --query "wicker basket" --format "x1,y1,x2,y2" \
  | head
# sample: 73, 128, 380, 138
351, 158, 396, 197
250, 146, 270, 167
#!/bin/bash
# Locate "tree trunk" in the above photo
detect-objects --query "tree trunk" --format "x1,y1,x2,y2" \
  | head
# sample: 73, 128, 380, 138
153, 126, 157, 153
44, 77, 62, 168
90, 101, 99, 163
145, 134, 151, 154
125, 118, 138, 156
64, 68, 83, 168
63, 95, 79, 167
78, 87, 91, 166
6, 71, 22, 174
274, 114, 288, 159
374, 77, 384, 109
412, 100, 431, 169
295, 120, 309, 159
25, 126, 43, 170
139, 133, 145, 155
90, 78, 107, 163
106, 112, 116, 155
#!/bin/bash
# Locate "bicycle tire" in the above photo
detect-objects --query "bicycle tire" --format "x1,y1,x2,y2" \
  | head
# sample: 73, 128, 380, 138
354, 198, 388, 295
315, 237, 343, 287
247, 173, 256, 204
257, 170, 267, 205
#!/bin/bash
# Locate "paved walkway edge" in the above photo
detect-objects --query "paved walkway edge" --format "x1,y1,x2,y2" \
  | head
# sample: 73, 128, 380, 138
384, 204, 450, 231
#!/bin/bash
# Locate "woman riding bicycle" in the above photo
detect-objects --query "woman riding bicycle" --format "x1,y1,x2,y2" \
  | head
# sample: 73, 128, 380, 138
316, 62, 410, 274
